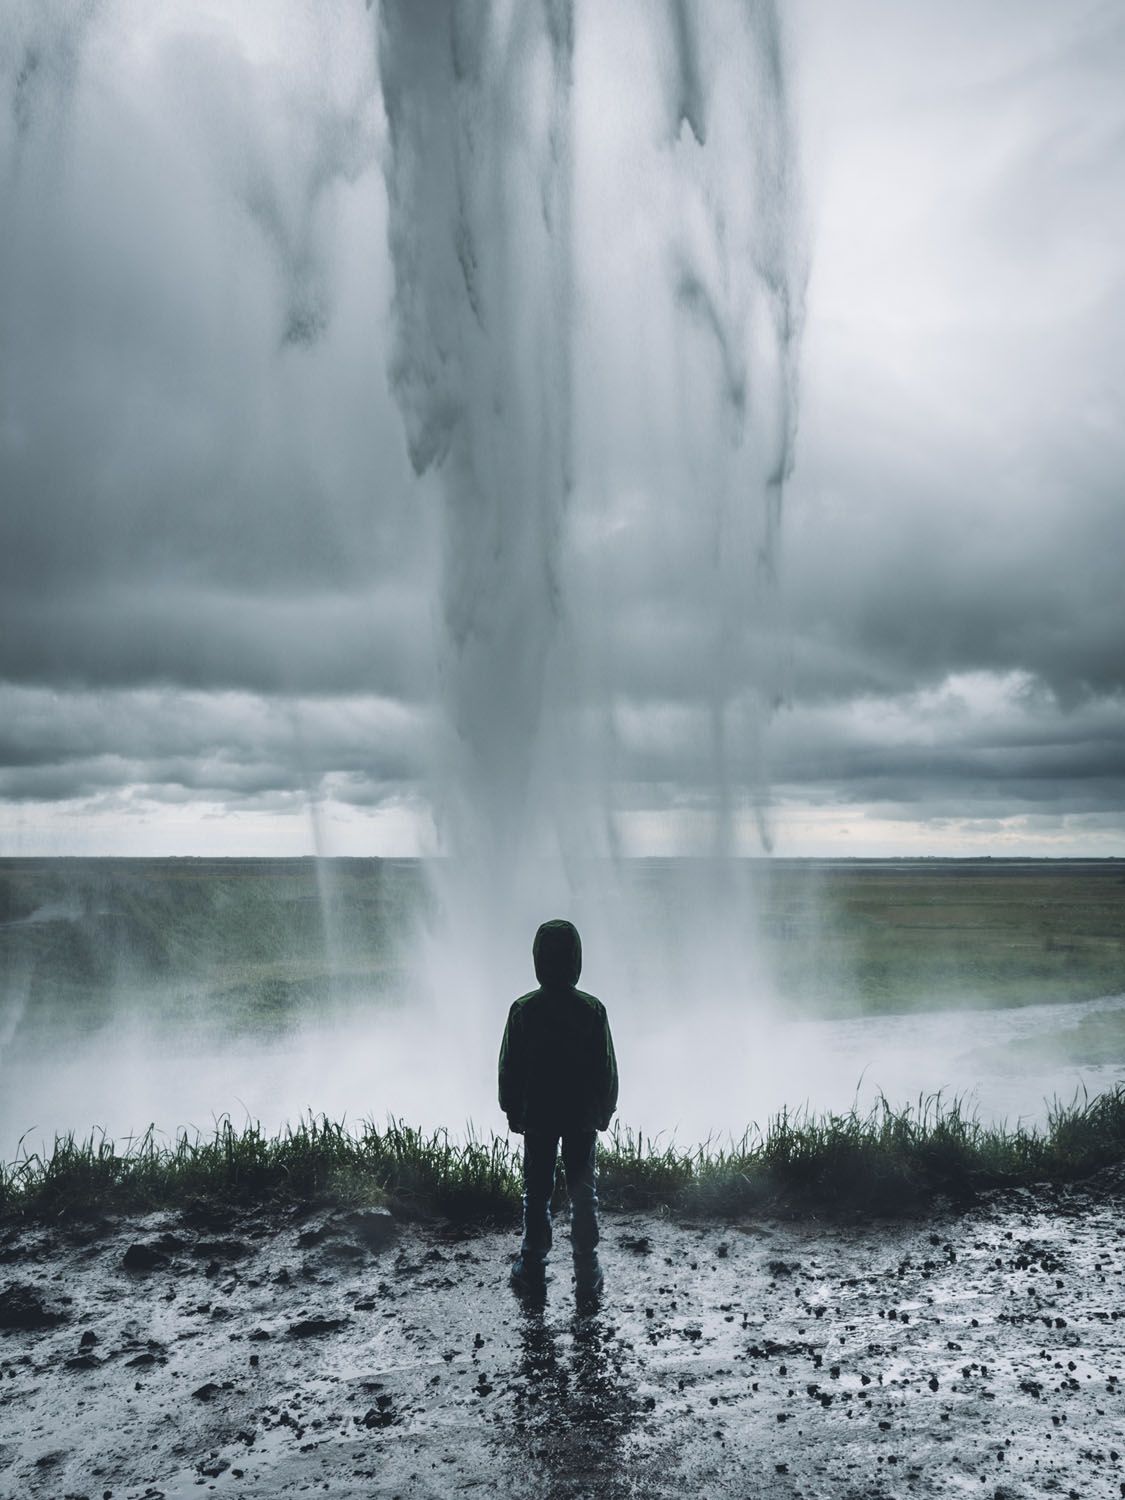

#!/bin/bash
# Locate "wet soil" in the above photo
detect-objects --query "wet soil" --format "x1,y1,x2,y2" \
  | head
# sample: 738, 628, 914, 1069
2, 1174, 1124, 1500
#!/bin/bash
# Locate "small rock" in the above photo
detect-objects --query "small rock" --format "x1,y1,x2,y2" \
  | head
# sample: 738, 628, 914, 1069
192, 1382, 221, 1402
344, 1208, 399, 1252
64, 1353, 103, 1371
287, 1316, 350, 1338
0, 1282, 68, 1330
362, 1395, 396, 1428
619, 1234, 652, 1255
122, 1243, 169, 1272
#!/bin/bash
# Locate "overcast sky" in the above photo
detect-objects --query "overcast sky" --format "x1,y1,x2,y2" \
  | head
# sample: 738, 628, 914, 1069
1, 0, 1123, 858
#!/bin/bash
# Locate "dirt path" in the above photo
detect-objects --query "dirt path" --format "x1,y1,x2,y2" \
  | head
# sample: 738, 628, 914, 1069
2, 1174, 1124, 1499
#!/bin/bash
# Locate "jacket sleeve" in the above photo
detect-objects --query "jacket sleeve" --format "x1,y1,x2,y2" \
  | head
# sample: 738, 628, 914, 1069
597, 1007, 619, 1130
498, 1002, 525, 1129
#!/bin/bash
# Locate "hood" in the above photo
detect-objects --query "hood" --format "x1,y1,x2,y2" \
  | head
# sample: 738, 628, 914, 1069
532, 918, 582, 987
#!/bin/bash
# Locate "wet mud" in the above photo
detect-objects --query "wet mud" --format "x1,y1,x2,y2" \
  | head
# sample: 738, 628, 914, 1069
2, 1172, 1124, 1499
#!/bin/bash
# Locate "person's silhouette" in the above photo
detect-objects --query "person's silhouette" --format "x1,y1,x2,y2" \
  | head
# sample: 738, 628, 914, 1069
498, 919, 618, 1299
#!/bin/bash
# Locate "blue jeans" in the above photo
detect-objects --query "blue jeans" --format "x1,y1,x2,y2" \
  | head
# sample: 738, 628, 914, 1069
520, 1130, 599, 1267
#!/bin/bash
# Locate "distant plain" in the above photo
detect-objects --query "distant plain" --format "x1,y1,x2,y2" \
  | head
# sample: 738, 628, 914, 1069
1, 858, 1123, 1155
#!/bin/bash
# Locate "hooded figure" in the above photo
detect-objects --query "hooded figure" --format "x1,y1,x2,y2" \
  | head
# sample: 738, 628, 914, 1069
498, 919, 618, 1301
499, 919, 618, 1135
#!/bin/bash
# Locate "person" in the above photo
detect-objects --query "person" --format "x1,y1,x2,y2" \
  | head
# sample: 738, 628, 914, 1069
498, 918, 618, 1300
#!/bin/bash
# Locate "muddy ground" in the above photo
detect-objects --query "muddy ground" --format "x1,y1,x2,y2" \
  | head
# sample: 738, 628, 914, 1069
2, 1174, 1124, 1500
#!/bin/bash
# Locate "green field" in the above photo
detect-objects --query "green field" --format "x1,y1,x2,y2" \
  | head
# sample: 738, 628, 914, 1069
0, 857, 428, 1039
0, 858, 1123, 1046
753, 859, 1125, 1014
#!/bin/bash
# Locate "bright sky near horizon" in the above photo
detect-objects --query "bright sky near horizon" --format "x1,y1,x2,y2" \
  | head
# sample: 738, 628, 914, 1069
1, 0, 1123, 859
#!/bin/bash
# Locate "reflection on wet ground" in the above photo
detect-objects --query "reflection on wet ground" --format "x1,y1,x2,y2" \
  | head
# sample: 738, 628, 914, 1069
501, 1295, 643, 1498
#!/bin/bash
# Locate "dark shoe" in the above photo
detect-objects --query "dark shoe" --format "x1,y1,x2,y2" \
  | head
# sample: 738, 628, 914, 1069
510, 1256, 547, 1297
573, 1254, 604, 1303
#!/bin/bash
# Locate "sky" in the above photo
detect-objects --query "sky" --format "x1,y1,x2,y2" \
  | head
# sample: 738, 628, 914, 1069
1, 0, 1123, 859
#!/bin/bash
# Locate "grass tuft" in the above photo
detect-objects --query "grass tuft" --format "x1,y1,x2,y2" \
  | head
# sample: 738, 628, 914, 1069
3, 1086, 1124, 1225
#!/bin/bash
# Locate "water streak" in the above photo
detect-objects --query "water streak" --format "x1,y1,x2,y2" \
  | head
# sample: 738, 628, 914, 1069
379, 0, 576, 891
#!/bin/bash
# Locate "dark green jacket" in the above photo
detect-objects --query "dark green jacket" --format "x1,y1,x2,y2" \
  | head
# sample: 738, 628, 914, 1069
498, 919, 618, 1134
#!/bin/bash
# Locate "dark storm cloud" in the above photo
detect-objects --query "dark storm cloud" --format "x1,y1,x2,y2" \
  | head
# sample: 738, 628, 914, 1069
600, 680, 1125, 809
773, 705, 1125, 800
781, 435, 1125, 709
0, 586, 432, 697
0, 683, 430, 805
0, 0, 1123, 847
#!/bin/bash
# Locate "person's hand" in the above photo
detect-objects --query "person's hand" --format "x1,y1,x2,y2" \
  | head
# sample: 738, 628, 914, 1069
507, 1117, 525, 1135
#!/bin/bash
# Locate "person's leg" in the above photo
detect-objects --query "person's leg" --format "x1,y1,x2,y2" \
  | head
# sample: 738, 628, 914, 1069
516, 1130, 559, 1279
561, 1130, 601, 1290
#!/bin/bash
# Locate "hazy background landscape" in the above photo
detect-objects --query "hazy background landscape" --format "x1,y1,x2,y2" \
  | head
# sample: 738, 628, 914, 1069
3, 855, 1123, 1158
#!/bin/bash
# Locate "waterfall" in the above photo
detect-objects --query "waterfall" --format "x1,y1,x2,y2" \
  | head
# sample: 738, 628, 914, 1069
378, 0, 806, 1062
